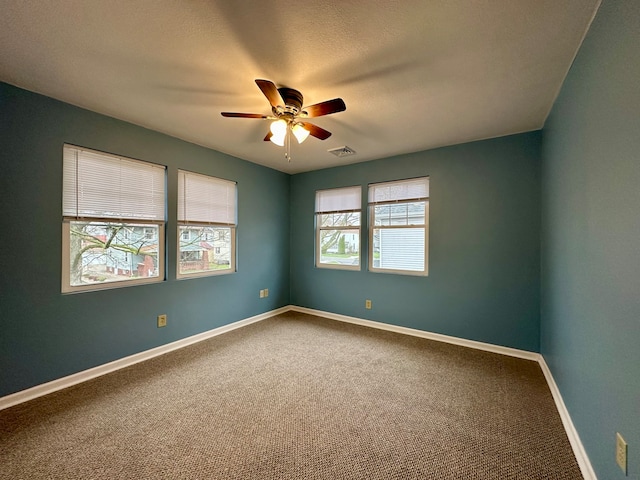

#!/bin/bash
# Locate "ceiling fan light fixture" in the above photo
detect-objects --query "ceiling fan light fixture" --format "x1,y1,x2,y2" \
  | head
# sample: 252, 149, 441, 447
292, 123, 310, 144
270, 132, 286, 147
222, 79, 346, 160
270, 119, 287, 136
269, 119, 287, 146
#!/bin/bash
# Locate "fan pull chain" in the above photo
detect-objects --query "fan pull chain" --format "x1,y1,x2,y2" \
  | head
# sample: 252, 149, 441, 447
285, 127, 291, 162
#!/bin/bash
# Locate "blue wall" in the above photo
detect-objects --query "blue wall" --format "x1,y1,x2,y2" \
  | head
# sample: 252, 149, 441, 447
541, 1, 640, 478
3, 4, 636, 474
0, 83, 291, 397
290, 133, 541, 352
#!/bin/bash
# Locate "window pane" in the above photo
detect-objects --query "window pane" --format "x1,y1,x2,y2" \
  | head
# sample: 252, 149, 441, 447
315, 186, 362, 271
372, 227, 424, 272
318, 229, 360, 267
374, 205, 390, 226
68, 221, 160, 287
178, 226, 232, 275
374, 202, 425, 227
389, 204, 409, 225
407, 202, 426, 225
319, 211, 360, 228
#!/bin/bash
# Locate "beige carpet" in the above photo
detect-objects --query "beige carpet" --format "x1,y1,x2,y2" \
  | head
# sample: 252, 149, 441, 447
0, 312, 583, 479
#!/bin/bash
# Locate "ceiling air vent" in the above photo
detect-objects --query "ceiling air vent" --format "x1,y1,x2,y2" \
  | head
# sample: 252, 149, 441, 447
327, 146, 356, 158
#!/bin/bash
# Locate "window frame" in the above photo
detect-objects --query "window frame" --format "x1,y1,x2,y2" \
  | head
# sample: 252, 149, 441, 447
61, 145, 166, 293
368, 177, 429, 276
176, 170, 237, 279
62, 221, 166, 293
315, 186, 362, 271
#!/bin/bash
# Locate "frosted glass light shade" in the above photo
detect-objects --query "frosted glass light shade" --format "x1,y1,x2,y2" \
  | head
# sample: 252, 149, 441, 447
270, 132, 286, 146
292, 123, 310, 144
270, 119, 287, 136
270, 119, 287, 146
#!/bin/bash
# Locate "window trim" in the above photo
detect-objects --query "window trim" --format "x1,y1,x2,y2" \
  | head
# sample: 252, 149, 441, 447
176, 225, 236, 279
176, 169, 237, 279
315, 215, 362, 271
62, 220, 165, 293
61, 144, 166, 293
368, 177, 429, 276
315, 186, 362, 271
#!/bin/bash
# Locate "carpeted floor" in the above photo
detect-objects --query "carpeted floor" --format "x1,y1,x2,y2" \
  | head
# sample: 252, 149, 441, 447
0, 312, 583, 479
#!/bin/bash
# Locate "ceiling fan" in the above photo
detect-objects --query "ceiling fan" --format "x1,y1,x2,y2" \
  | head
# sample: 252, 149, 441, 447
221, 79, 346, 159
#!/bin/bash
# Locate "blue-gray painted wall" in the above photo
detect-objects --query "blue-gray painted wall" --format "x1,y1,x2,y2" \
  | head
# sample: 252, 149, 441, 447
541, 1, 640, 478
290, 133, 541, 352
0, 83, 291, 397
2, 4, 637, 476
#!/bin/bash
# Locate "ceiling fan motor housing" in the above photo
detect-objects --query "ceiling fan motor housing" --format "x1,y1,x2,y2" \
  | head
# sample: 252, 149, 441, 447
277, 87, 304, 115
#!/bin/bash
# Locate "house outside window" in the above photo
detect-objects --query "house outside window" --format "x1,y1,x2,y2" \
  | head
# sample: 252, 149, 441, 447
369, 177, 429, 275
177, 170, 236, 278
62, 145, 166, 292
315, 186, 361, 270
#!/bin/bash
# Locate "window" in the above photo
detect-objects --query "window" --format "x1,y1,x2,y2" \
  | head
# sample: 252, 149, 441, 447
62, 145, 166, 293
177, 170, 236, 278
369, 177, 429, 275
180, 251, 202, 262
315, 186, 361, 270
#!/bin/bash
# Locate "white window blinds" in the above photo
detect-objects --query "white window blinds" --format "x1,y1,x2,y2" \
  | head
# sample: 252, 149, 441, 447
368, 177, 429, 204
178, 170, 237, 225
63, 145, 166, 221
315, 186, 361, 213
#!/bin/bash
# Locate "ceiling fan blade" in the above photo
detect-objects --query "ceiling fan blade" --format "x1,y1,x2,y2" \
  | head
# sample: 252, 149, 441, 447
221, 112, 268, 118
303, 98, 346, 118
264, 132, 273, 141
255, 79, 284, 108
300, 122, 332, 140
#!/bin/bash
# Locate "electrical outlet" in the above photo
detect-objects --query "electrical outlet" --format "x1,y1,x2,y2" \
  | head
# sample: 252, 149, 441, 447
264, 288, 269, 297
259, 289, 265, 298
616, 432, 627, 474
365, 299, 372, 309
157, 314, 167, 328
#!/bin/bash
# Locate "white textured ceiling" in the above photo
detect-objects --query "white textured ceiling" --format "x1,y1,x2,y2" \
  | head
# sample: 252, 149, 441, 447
0, 1, 600, 174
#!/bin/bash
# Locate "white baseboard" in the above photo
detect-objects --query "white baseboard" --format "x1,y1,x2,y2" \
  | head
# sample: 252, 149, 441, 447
289, 305, 540, 361
290, 305, 596, 480
0, 306, 289, 412
538, 357, 597, 480
0, 304, 595, 479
